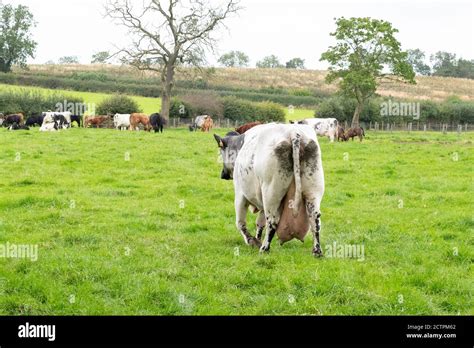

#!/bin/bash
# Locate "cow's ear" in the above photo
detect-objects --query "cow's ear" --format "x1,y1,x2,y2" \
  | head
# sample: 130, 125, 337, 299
214, 134, 226, 148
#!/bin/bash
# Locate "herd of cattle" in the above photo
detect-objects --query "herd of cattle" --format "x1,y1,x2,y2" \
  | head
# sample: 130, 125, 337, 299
0, 112, 219, 133
0, 111, 364, 143
1, 109, 366, 256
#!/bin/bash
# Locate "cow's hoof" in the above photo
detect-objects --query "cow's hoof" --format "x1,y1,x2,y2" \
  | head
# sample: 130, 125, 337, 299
259, 245, 271, 254
312, 247, 323, 258
248, 237, 262, 248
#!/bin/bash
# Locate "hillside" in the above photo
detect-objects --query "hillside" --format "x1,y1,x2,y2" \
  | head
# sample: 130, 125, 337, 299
21, 64, 474, 102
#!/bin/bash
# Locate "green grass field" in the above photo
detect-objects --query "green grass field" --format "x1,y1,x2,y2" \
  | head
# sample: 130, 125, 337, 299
0, 127, 472, 315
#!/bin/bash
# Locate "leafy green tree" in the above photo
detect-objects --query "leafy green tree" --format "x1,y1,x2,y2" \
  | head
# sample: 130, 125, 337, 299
431, 52, 474, 79
407, 49, 431, 76
456, 58, 474, 79
0, 4, 37, 73
256, 55, 283, 68
430, 51, 457, 77
91, 51, 111, 64
320, 17, 415, 128
59, 56, 80, 64
218, 51, 249, 67
286, 58, 305, 69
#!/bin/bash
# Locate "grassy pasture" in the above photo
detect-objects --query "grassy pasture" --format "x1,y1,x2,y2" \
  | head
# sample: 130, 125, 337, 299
0, 127, 472, 315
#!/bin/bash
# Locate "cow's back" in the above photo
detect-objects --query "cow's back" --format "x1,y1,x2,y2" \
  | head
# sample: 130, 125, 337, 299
235, 123, 318, 210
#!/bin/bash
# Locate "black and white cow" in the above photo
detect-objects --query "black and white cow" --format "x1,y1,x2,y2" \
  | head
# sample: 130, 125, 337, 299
214, 123, 325, 256
42, 112, 71, 129
42, 112, 69, 130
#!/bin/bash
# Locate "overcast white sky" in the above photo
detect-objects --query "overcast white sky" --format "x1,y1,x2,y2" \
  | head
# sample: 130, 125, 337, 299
3, 0, 474, 69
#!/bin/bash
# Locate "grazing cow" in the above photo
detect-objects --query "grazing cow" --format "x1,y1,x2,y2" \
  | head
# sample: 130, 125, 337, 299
25, 114, 45, 127
3, 114, 25, 127
130, 113, 152, 131
8, 123, 30, 131
235, 122, 262, 135
70, 115, 82, 127
214, 123, 325, 256
150, 113, 166, 133
114, 114, 131, 131
292, 118, 339, 142
345, 127, 365, 142
84, 116, 109, 128
42, 112, 72, 128
202, 116, 214, 133
191, 115, 213, 132
337, 126, 346, 142
52, 115, 68, 129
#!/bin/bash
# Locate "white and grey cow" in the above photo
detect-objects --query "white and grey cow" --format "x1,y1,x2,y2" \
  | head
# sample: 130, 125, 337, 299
214, 123, 325, 256
294, 118, 339, 142
114, 114, 131, 131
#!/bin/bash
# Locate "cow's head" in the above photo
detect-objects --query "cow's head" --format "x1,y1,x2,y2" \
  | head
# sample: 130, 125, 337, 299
214, 133, 245, 181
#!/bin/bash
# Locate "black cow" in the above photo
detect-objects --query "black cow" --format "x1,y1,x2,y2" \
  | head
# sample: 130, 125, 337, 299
25, 114, 45, 127
150, 113, 166, 133
70, 115, 82, 127
9, 123, 30, 131
3, 114, 23, 127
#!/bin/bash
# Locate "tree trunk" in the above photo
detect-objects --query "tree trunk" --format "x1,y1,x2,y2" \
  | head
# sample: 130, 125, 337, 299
161, 86, 172, 121
160, 64, 175, 122
351, 101, 363, 128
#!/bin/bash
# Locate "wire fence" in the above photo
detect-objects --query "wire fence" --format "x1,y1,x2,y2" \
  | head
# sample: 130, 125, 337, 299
351, 121, 473, 133
85, 117, 473, 133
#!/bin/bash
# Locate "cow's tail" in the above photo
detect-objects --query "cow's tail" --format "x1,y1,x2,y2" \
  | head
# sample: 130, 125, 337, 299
291, 132, 303, 218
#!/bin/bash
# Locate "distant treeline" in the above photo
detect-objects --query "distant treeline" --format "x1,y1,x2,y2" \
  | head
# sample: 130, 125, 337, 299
0, 90, 84, 116
317, 96, 474, 124
0, 71, 326, 108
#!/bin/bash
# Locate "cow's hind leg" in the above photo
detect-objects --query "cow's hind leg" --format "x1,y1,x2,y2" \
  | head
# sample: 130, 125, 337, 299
306, 199, 323, 257
259, 189, 286, 253
256, 211, 265, 241
235, 195, 261, 248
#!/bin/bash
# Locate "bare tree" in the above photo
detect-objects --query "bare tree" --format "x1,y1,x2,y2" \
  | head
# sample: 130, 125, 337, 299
105, 0, 241, 121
